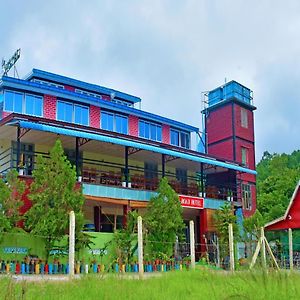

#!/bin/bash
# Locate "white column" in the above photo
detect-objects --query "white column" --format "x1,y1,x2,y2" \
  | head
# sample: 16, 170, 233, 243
261, 227, 267, 269
69, 211, 75, 277
137, 216, 144, 278
189, 220, 196, 270
228, 223, 235, 271
289, 228, 293, 271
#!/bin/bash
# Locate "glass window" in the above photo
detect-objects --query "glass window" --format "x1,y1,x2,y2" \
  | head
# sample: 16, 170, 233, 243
101, 111, 114, 131
171, 129, 190, 149
242, 184, 252, 210
241, 147, 248, 166
25, 94, 43, 117
74, 105, 89, 126
241, 108, 248, 128
4, 91, 23, 113
57, 101, 73, 123
138, 120, 161, 142
171, 129, 179, 146
115, 114, 128, 134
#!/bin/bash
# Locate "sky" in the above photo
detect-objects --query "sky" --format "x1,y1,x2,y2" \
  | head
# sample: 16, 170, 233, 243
1, 0, 300, 161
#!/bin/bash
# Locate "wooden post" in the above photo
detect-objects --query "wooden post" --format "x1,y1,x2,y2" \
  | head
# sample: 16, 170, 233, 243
261, 227, 267, 269
189, 220, 196, 270
228, 223, 235, 271
289, 228, 293, 271
137, 216, 144, 279
69, 211, 75, 277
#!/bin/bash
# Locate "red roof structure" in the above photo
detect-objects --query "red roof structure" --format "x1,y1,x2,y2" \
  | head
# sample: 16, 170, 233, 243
265, 181, 300, 231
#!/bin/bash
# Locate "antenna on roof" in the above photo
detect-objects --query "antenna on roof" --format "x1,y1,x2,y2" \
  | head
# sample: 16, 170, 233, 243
1, 48, 21, 78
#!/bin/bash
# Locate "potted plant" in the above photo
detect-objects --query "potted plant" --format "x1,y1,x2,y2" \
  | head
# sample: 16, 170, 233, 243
227, 189, 233, 202
77, 169, 82, 182
121, 174, 127, 187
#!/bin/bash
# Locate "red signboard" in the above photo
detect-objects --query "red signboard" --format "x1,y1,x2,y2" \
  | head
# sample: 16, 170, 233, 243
179, 195, 204, 209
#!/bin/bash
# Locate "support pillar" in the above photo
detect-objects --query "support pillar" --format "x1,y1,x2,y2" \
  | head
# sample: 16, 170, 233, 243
94, 206, 100, 232
162, 154, 165, 178
16, 126, 21, 171
289, 228, 293, 271
200, 163, 204, 196
189, 220, 196, 270
137, 216, 144, 279
125, 146, 129, 187
75, 137, 79, 177
68, 211, 75, 277
123, 205, 128, 228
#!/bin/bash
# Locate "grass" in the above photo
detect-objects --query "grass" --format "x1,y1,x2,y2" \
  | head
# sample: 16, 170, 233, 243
1, 269, 300, 300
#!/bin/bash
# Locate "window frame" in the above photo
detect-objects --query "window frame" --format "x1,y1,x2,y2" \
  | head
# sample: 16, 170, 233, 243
241, 147, 249, 167
101, 110, 128, 134
242, 184, 252, 210
56, 100, 90, 126
241, 108, 248, 128
24, 93, 43, 117
170, 128, 190, 149
138, 119, 162, 142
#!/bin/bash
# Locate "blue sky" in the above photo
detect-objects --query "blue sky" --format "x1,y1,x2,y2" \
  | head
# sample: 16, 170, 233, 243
1, 0, 300, 161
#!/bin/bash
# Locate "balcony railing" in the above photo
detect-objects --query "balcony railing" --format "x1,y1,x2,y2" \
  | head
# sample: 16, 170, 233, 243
0, 148, 241, 202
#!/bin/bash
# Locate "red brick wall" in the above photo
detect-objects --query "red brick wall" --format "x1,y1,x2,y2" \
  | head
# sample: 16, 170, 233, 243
43, 95, 57, 119
162, 124, 170, 144
129, 115, 139, 136
90, 105, 100, 129
206, 103, 232, 144
234, 104, 254, 142
64, 85, 75, 92
208, 139, 234, 161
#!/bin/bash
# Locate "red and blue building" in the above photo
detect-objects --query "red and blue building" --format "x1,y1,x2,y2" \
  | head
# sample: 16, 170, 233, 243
0, 69, 256, 253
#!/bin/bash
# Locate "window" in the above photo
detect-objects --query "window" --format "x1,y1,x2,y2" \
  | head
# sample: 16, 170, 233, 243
241, 147, 249, 166
32, 79, 64, 89
101, 111, 128, 134
4, 90, 43, 117
170, 129, 190, 149
242, 184, 252, 210
74, 105, 89, 125
241, 108, 248, 128
4, 91, 23, 113
75, 88, 102, 99
12, 142, 35, 175
139, 120, 162, 142
57, 100, 89, 126
25, 94, 43, 116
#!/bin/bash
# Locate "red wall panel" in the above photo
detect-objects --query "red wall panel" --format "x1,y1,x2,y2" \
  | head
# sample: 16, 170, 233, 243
234, 104, 254, 142
162, 124, 170, 144
129, 115, 139, 137
43, 95, 57, 120
208, 139, 234, 161
90, 105, 100, 129
206, 104, 232, 144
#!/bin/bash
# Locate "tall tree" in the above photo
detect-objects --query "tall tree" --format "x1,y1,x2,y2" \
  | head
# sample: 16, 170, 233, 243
0, 170, 25, 234
25, 139, 85, 257
214, 203, 238, 260
144, 178, 185, 260
256, 150, 300, 222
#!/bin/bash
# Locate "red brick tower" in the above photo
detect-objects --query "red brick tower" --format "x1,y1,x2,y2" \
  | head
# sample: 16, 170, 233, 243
205, 81, 256, 217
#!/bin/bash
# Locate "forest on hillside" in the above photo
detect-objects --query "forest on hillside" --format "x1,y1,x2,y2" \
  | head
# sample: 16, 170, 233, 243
256, 150, 300, 223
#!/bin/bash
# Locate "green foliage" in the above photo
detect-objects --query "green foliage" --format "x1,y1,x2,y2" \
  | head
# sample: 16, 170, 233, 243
213, 203, 238, 259
0, 170, 25, 234
144, 177, 185, 260
110, 211, 138, 264
243, 210, 265, 241
257, 150, 300, 222
25, 139, 85, 257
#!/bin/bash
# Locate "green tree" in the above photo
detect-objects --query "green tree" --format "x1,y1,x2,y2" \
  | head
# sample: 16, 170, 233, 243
144, 178, 185, 260
25, 139, 85, 257
110, 211, 138, 265
0, 170, 25, 234
213, 203, 238, 260
256, 150, 300, 222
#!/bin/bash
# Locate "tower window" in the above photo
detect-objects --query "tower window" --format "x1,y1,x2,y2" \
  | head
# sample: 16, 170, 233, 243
241, 147, 249, 166
241, 108, 248, 128
242, 184, 252, 210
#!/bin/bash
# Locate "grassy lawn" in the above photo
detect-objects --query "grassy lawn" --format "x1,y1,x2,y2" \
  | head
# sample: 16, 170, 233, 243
1, 270, 300, 300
